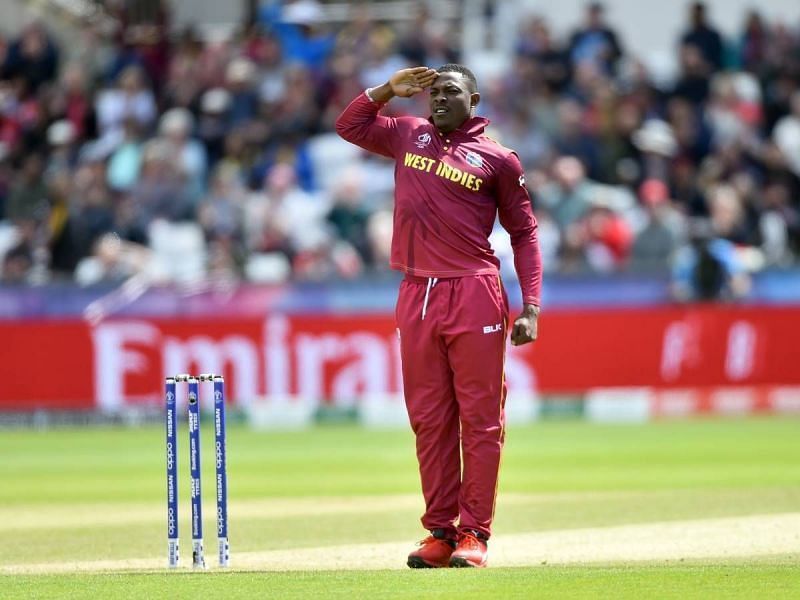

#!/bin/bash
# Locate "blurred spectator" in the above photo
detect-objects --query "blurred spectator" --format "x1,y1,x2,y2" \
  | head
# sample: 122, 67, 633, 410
516, 18, 570, 93
738, 11, 767, 72
610, 110, 646, 186
672, 43, 712, 105
245, 163, 327, 263
128, 139, 194, 230
706, 184, 753, 247
104, 0, 171, 92
158, 107, 208, 200
95, 66, 157, 149
319, 50, 363, 131
670, 157, 706, 217
217, 128, 256, 188
268, 64, 321, 142
107, 119, 145, 192
705, 72, 762, 150
325, 167, 372, 264
5, 153, 48, 224
538, 156, 594, 231
632, 118, 677, 184
759, 181, 798, 266
53, 64, 94, 142
397, 4, 459, 67
262, 0, 336, 71
49, 164, 114, 275
225, 58, 259, 127
666, 97, 711, 165
69, 21, 115, 84
253, 31, 287, 108
197, 87, 233, 166
198, 164, 246, 245
45, 120, 78, 174
499, 106, 552, 170
567, 196, 633, 272
553, 99, 600, 178
680, 2, 724, 72
1, 240, 33, 283
568, 2, 623, 75
164, 26, 206, 109
630, 179, 683, 270
1, 21, 59, 93
672, 218, 751, 302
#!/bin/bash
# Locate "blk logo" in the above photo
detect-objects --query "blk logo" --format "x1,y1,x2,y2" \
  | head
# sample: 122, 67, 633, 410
483, 324, 502, 334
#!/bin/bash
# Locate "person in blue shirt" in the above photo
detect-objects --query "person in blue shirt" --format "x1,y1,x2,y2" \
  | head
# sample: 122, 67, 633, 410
260, 1, 336, 71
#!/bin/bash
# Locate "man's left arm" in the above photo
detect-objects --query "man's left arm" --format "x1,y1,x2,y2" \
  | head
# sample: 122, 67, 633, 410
496, 152, 542, 346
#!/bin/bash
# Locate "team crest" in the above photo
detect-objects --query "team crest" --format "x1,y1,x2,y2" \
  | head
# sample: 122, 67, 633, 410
465, 151, 483, 168
415, 133, 431, 148
519, 174, 526, 186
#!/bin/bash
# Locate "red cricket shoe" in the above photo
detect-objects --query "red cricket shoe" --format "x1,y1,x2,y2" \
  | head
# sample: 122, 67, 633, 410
449, 531, 488, 568
407, 531, 456, 569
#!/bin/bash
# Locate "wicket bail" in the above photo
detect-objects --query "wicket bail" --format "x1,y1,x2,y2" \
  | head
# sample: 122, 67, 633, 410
165, 373, 230, 569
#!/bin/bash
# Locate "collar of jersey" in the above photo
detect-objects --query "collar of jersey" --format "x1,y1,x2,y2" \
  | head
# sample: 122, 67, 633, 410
427, 116, 490, 137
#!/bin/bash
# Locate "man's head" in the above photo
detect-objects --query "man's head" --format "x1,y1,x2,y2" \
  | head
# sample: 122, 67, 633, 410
690, 2, 707, 27
429, 64, 480, 133
587, 2, 604, 28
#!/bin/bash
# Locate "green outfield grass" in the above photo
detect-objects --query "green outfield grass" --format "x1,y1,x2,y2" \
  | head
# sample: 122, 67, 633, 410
7, 565, 800, 599
1, 417, 799, 598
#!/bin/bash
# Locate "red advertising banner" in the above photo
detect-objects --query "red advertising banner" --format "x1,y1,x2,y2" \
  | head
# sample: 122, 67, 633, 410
1, 305, 798, 411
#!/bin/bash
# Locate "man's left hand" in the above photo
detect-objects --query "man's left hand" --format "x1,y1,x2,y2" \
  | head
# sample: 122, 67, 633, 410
510, 304, 539, 346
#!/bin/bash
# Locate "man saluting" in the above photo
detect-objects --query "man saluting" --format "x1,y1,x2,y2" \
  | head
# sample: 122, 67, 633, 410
336, 65, 542, 568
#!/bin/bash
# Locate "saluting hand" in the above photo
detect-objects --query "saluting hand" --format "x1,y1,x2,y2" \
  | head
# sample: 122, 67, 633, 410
389, 67, 438, 97
366, 67, 438, 103
510, 304, 539, 346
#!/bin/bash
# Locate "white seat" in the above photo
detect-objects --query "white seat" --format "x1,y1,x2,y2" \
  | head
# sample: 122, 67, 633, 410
0, 221, 19, 278
244, 252, 291, 283
148, 221, 207, 284
0, 221, 19, 256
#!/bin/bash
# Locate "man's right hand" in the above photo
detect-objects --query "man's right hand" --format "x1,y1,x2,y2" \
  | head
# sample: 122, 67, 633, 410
368, 67, 438, 102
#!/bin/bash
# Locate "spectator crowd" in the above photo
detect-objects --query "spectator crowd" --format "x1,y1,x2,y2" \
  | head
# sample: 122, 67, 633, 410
0, 0, 798, 299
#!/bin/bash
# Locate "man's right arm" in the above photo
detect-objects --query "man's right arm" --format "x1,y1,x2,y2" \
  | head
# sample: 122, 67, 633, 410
334, 90, 399, 159
335, 67, 437, 158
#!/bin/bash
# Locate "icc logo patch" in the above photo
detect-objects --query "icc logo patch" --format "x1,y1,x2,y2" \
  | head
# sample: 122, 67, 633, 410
465, 151, 483, 168
415, 133, 431, 148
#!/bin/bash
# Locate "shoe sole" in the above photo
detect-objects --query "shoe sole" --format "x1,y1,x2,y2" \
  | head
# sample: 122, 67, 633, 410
449, 556, 486, 568
407, 556, 447, 569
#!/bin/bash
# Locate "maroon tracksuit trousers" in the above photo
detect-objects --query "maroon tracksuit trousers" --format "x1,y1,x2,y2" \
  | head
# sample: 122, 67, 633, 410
397, 273, 508, 540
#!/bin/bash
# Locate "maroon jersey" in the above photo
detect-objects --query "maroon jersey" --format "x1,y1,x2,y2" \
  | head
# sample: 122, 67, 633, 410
336, 92, 542, 306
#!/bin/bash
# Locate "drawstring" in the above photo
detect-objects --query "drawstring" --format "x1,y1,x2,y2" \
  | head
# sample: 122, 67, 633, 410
421, 277, 438, 320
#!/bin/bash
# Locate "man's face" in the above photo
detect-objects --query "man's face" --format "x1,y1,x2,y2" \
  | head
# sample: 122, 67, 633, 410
588, 6, 603, 28
691, 4, 705, 26
429, 72, 479, 133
